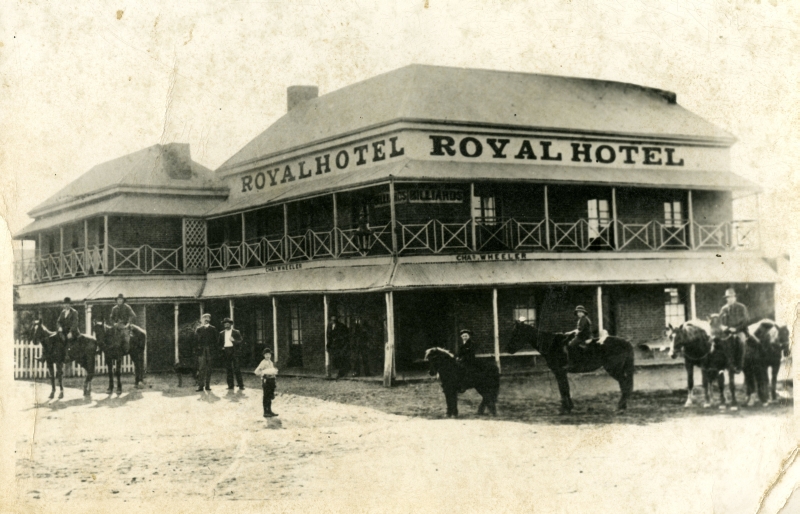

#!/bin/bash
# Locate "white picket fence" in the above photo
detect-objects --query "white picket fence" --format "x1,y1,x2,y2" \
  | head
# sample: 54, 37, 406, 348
14, 339, 135, 379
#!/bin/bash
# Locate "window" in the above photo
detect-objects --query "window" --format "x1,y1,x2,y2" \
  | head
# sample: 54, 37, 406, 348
664, 288, 686, 326
472, 194, 497, 222
587, 199, 610, 240
512, 296, 537, 325
289, 304, 303, 345
664, 201, 683, 227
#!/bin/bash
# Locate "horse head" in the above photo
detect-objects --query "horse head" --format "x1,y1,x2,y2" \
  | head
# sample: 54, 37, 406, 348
778, 324, 791, 357
668, 320, 712, 360
507, 319, 536, 355
31, 319, 56, 344
424, 347, 455, 376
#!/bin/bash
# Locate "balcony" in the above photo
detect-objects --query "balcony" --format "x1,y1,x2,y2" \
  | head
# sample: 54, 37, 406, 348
14, 218, 760, 284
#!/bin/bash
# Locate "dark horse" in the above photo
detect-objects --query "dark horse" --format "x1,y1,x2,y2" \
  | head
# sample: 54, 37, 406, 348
746, 319, 791, 405
425, 347, 500, 418
92, 320, 146, 394
506, 321, 634, 413
668, 320, 739, 410
30, 320, 98, 398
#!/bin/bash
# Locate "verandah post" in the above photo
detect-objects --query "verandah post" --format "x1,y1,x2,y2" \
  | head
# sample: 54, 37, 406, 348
323, 294, 330, 378
389, 180, 398, 255
84, 219, 89, 272
689, 284, 697, 320
173, 303, 180, 365
611, 187, 619, 250
283, 203, 289, 261
272, 297, 279, 363
383, 291, 395, 387
59, 226, 64, 277
596, 286, 604, 333
470, 182, 477, 251
492, 288, 501, 373
544, 185, 551, 250
103, 215, 109, 273
687, 190, 695, 250
332, 192, 339, 257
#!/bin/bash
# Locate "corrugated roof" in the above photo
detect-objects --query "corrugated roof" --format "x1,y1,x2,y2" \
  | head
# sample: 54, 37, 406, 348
30, 144, 223, 216
14, 194, 227, 238
219, 64, 734, 173
13, 275, 206, 306
201, 263, 393, 297
392, 255, 778, 289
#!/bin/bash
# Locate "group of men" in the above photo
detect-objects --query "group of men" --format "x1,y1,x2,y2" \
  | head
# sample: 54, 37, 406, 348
326, 314, 374, 379
193, 314, 245, 392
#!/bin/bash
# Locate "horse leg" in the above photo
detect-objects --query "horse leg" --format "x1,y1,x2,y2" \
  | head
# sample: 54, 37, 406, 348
758, 365, 770, 406
743, 369, 755, 407
727, 368, 738, 411
444, 388, 458, 418
701, 369, 711, 408
48, 361, 55, 399
684, 361, 695, 407
716, 371, 726, 410
57, 362, 64, 399
116, 360, 122, 395
771, 363, 779, 401
107, 359, 114, 395
477, 395, 486, 415
555, 371, 573, 414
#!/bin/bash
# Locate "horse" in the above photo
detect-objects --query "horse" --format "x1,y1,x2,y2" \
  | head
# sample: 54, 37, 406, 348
748, 319, 790, 404
424, 347, 499, 418
30, 320, 99, 398
92, 320, 146, 394
506, 321, 634, 413
667, 320, 738, 410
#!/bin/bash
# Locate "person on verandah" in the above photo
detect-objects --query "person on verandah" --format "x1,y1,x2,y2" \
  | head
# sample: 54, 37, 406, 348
564, 305, 592, 371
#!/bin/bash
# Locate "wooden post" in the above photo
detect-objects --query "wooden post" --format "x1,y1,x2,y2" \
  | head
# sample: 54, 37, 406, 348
611, 188, 619, 250
173, 303, 180, 365
181, 219, 187, 273
199, 302, 204, 317
228, 299, 234, 322
283, 203, 289, 260
59, 226, 64, 276
84, 219, 89, 272
323, 294, 330, 378
383, 291, 395, 387
470, 182, 478, 251
389, 181, 398, 255
689, 284, 697, 320
544, 185, 551, 251
85, 304, 92, 335
241, 212, 246, 243
332, 193, 339, 257
37, 232, 43, 260
103, 215, 109, 273
687, 190, 695, 250
596, 286, 604, 333
142, 305, 148, 372
272, 297, 279, 363
492, 288, 501, 373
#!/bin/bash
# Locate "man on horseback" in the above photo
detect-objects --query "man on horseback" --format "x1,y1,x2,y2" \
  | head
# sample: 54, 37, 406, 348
55, 297, 80, 362
564, 305, 592, 371
110, 293, 136, 354
717, 288, 749, 373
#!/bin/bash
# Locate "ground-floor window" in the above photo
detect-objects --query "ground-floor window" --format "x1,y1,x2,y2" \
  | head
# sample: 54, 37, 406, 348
287, 302, 304, 367
664, 287, 686, 326
512, 296, 537, 325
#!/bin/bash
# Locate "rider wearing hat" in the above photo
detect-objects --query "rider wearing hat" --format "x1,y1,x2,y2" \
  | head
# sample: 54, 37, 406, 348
718, 288, 749, 372
109, 293, 136, 354
564, 305, 592, 370
56, 296, 81, 346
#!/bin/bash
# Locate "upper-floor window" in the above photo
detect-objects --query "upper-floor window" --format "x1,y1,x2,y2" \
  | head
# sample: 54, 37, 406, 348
587, 199, 610, 240
664, 287, 686, 326
472, 194, 497, 223
664, 201, 683, 227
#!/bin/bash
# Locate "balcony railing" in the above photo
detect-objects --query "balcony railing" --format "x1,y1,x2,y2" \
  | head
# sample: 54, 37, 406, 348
14, 219, 761, 284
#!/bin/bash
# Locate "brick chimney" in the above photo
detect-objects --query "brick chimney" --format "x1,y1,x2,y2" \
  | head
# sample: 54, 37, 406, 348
162, 143, 192, 179
287, 85, 318, 111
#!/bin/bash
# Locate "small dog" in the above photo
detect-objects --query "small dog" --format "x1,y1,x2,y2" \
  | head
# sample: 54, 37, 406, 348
174, 360, 197, 387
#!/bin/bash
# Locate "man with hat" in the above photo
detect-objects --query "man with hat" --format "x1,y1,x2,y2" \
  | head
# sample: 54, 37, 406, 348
327, 314, 351, 378
564, 305, 593, 370
54, 297, 80, 361
110, 293, 136, 354
194, 313, 217, 392
718, 288, 749, 372
220, 317, 244, 390
455, 328, 479, 393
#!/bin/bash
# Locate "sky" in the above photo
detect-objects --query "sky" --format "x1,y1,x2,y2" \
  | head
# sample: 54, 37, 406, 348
2, 0, 798, 315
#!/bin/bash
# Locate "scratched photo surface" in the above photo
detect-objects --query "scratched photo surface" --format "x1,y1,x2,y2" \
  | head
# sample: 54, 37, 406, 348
1, 1, 798, 513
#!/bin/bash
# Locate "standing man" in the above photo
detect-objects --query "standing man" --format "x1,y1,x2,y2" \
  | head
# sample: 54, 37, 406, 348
194, 313, 217, 392
54, 297, 80, 362
220, 317, 244, 391
109, 293, 136, 354
327, 314, 350, 378
718, 288, 749, 373
564, 305, 592, 371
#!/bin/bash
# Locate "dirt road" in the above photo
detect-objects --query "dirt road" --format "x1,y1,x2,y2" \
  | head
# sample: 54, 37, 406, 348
11, 370, 797, 513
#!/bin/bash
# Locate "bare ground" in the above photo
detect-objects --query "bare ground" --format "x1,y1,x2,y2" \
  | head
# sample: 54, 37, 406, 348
11, 366, 797, 513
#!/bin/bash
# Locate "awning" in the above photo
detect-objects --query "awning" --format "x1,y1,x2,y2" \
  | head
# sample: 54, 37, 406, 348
14, 275, 206, 306
393, 160, 760, 192
391, 255, 778, 289
14, 194, 227, 239
201, 262, 393, 297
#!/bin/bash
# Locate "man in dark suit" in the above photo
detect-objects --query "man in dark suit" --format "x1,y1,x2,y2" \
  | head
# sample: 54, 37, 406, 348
220, 317, 244, 390
56, 297, 81, 348
327, 315, 351, 378
718, 288, 749, 372
194, 313, 217, 392
110, 293, 136, 353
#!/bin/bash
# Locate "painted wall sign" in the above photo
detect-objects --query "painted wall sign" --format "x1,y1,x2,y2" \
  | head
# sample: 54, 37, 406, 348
266, 263, 303, 272
373, 188, 465, 208
456, 252, 529, 262
239, 137, 405, 194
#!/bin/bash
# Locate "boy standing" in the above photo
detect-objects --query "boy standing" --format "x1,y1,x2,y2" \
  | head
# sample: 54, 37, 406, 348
254, 347, 279, 417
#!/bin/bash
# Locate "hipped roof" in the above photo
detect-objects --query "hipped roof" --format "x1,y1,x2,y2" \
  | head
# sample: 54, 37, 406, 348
219, 64, 735, 173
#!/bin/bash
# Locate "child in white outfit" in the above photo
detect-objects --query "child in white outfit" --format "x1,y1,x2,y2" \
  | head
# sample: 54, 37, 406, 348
254, 347, 279, 417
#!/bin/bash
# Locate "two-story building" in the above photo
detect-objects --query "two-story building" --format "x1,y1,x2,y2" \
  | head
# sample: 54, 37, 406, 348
14, 64, 779, 385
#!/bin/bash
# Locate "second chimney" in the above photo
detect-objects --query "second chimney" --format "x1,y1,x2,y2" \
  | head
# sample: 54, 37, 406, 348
287, 85, 319, 112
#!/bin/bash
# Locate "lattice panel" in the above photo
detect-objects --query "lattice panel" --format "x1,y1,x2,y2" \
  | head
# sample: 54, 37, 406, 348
183, 218, 207, 271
